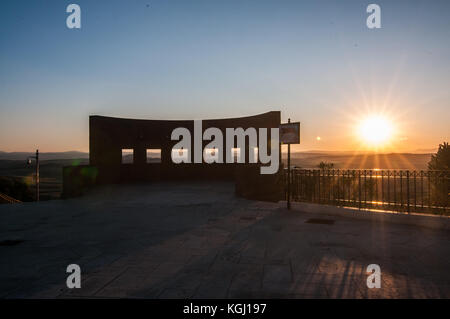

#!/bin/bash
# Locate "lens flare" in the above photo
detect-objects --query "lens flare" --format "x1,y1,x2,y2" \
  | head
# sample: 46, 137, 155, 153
358, 115, 393, 146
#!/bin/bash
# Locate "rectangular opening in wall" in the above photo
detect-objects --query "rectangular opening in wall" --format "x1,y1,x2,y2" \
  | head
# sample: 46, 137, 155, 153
232, 148, 241, 163
122, 149, 134, 164
252, 147, 258, 163
147, 149, 162, 163
172, 148, 189, 163
204, 148, 219, 163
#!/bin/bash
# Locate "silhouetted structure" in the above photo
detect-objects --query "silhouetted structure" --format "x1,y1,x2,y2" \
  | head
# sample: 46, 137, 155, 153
63, 112, 283, 200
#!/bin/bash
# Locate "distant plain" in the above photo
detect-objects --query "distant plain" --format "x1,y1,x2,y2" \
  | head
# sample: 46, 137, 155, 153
0, 151, 433, 200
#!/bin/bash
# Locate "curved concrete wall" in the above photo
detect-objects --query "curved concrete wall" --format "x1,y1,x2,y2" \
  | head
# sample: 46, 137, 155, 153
88, 111, 281, 184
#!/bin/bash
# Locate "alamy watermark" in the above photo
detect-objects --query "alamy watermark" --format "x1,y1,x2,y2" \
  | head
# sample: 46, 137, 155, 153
66, 4, 381, 30
66, 4, 81, 29
66, 264, 81, 289
367, 4, 381, 29
171, 121, 280, 175
366, 264, 381, 289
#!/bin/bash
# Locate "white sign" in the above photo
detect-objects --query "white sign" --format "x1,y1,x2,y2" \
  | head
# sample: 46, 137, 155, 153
279, 122, 300, 144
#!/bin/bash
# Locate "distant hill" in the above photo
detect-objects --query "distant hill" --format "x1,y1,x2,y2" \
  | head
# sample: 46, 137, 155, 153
284, 152, 433, 170
0, 151, 88, 161
0, 150, 435, 170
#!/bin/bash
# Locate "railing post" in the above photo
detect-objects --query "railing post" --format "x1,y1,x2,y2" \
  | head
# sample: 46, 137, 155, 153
352, 170, 355, 207
287, 142, 291, 210
376, 170, 379, 205
387, 170, 390, 209
414, 171, 417, 211
328, 169, 332, 204
370, 170, 373, 208
393, 170, 396, 211
358, 170, 362, 210
420, 171, 424, 210
364, 170, 367, 208
428, 171, 431, 212
336, 170, 339, 206
407, 171, 410, 214
36, 149, 40, 202
381, 171, 383, 208
400, 171, 403, 212
317, 170, 321, 204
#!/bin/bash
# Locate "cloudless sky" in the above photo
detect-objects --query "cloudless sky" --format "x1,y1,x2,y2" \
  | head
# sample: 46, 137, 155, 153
0, 0, 449, 152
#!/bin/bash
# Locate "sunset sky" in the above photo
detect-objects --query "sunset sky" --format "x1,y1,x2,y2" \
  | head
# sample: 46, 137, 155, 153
1, 0, 449, 153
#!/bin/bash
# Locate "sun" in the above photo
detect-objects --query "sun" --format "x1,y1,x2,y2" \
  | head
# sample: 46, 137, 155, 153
358, 115, 393, 147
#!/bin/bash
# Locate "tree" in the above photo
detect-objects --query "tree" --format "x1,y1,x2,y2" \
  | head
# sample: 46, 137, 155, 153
427, 142, 449, 212
318, 161, 334, 170
428, 142, 450, 171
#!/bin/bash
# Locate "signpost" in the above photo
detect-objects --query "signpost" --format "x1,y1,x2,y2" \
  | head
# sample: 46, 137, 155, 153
280, 120, 300, 210
27, 149, 39, 202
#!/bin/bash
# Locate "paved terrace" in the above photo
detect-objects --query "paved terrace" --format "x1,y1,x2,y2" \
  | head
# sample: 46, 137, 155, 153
0, 182, 449, 298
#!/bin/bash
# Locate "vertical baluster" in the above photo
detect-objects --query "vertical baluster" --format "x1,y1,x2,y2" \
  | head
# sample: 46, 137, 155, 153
358, 170, 362, 210
381, 171, 384, 209
414, 171, 417, 212
349, 170, 352, 207
302, 170, 305, 201
315, 170, 318, 203
328, 169, 331, 204
307, 170, 310, 202
353, 170, 356, 208
400, 171, 403, 212
446, 171, 449, 213
428, 171, 431, 213
337, 169, 340, 206
364, 170, 367, 209
333, 170, 337, 206
421, 170, 424, 211
369, 170, 372, 208
406, 171, 410, 214
317, 170, 320, 204
393, 170, 397, 212
375, 170, 378, 207
387, 170, 390, 210
329, 169, 332, 204
313, 170, 317, 202
293, 170, 296, 200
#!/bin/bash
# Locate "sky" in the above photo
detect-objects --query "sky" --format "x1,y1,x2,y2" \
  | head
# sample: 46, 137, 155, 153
0, 0, 449, 153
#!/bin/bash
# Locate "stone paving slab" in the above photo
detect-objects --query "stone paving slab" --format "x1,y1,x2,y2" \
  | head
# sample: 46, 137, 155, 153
0, 182, 449, 299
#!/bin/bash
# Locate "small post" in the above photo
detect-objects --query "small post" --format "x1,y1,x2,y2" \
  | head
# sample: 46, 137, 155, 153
27, 149, 40, 202
406, 170, 410, 214
358, 171, 362, 210
287, 119, 291, 210
36, 149, 39, 202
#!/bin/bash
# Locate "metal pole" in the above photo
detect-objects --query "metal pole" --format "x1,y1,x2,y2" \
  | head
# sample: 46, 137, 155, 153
407, 170, 410, 214
358, 171, 361, 210
287, 119, 291, 210
36, 149, 40, 202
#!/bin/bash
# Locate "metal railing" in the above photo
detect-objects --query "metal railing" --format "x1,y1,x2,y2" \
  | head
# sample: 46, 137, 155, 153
285, 169, 450, 215
0, 192, 22, 204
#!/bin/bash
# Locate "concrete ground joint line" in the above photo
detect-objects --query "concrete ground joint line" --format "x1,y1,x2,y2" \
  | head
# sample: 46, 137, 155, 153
92, 266, 129, 297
